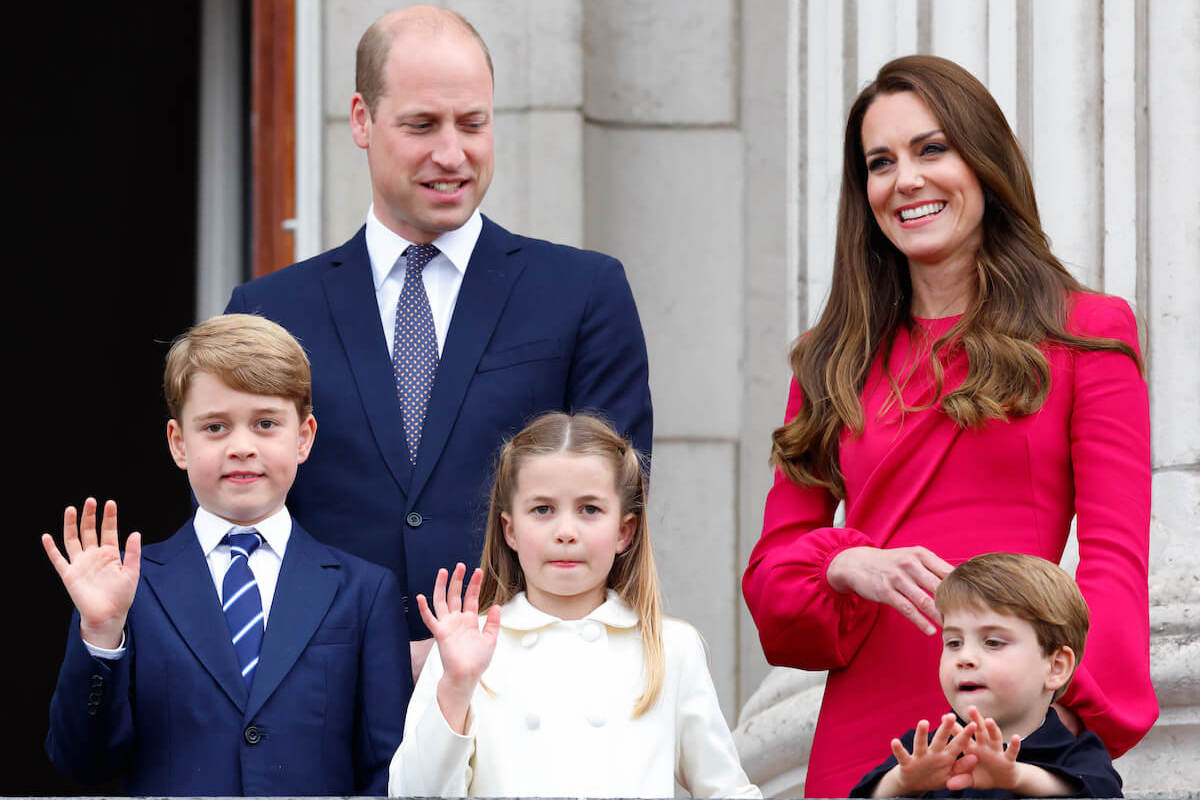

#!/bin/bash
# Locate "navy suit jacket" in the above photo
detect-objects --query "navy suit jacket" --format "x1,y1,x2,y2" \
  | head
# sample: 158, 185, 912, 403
226, 217, 653, 635
46, 519, 412, 796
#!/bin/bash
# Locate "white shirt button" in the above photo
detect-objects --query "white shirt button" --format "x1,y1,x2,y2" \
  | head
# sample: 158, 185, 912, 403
525, 713, 540, 730
580, 621, 602, 642
587, 713, 606, 727
521, 632, 538, 648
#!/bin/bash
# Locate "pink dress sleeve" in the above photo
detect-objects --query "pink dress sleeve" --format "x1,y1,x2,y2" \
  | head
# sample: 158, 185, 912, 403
741, 379, 881, 670
1060, 294, 1158, 756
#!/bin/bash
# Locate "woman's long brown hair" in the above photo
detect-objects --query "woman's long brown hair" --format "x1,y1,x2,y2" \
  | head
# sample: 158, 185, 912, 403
773, 55, 1140, 498
478, 412, 665, 717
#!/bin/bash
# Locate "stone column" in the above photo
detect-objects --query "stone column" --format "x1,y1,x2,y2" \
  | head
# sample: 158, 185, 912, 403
581, 0, 745, 721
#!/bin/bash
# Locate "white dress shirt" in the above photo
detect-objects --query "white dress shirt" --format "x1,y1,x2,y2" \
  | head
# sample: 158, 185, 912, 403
389, 591, 762, 798
84, 505, 293, 659
366, 205, 483, 356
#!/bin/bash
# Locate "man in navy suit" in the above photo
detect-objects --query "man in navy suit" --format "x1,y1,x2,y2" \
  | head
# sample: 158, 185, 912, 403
43, 315, 410, 795
227, 6, 652, 671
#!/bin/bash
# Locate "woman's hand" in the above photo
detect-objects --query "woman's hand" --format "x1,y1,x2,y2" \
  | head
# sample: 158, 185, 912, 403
826, 546, 952, 635
416, 563, 501, 734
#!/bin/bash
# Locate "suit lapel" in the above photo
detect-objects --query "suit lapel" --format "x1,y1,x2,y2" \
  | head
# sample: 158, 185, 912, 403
409, 218, 526, 501
140, 522, 247, 712
246, 522, 340, 720
321, 229, 414, 494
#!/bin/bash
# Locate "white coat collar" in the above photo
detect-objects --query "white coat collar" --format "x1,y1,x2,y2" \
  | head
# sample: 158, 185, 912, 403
499, 590, 639, 631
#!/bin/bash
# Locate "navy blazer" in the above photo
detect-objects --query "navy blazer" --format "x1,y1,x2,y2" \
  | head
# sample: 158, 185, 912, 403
226, 217, 653, 635
45, 519, 412, 796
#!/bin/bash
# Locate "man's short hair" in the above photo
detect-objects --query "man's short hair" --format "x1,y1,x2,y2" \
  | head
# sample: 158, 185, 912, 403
935, 552, 1090, 663
355, 8, 494, 118
164, 314, 313, 420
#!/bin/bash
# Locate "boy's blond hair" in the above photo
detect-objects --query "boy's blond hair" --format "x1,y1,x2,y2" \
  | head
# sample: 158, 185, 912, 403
936, 552, 1089, 696
164, 314, 312, 419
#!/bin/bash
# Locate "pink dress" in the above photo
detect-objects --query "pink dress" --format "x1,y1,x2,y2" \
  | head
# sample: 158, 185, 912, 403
743, 293, 1157, 798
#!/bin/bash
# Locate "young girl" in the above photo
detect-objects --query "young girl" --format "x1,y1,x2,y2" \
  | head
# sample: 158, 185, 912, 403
388, 413, 760, 798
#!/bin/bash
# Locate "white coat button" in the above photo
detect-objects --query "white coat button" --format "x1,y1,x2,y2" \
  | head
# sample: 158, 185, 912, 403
525, 713, 540, 730
521, 632, 538, 648
587, 713, 606, 727
580, 621, 602, 642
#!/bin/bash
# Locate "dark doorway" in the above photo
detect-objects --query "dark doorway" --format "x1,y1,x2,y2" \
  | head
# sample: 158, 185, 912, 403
12, 4, 206, 793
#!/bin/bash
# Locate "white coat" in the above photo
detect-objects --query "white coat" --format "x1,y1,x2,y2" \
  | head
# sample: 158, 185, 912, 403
388, 591, 761, 798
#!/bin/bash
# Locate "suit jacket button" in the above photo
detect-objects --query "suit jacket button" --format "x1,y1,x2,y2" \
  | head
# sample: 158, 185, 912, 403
244, 724, 262, 745
405, 512, 423, 528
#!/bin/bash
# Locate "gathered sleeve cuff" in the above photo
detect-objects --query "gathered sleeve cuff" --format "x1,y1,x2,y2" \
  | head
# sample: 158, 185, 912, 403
742, 378, 880, 671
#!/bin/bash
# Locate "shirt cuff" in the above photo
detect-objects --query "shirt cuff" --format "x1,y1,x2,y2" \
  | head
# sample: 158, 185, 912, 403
82, 629, 126, 660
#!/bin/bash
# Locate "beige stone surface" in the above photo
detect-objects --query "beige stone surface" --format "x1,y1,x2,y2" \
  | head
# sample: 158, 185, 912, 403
321, 119, 371, 248
648, 440, 739, 723
737, 0, 792, 710
485, 110, 583, 247
324, 0, 401, 118
456, 0, 582, 110
582, 0, 736, 125
582, 124, 744, 440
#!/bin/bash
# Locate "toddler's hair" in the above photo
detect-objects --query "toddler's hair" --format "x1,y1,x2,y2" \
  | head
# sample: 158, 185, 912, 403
935, 552, 1089, 697
479, 412, 663, 716
163, 314, 313, 420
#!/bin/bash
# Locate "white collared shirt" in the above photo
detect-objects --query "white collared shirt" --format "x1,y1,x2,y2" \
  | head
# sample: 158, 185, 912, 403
84, 505, 293, 659
192, 504, 292, 624
365, 205, 483, 356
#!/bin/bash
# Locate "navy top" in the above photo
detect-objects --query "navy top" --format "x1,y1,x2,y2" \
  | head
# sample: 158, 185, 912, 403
850, 708, 1122, 798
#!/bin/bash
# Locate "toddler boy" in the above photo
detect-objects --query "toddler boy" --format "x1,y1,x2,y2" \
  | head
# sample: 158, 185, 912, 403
852, 552, 1122, 798
43, 314, 412, 795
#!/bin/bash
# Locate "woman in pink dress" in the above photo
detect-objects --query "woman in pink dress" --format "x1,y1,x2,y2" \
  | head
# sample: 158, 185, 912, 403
742, 55, 1157, 798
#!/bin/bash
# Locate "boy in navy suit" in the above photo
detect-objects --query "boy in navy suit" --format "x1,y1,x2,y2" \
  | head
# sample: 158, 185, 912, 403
43, 313, 412, 795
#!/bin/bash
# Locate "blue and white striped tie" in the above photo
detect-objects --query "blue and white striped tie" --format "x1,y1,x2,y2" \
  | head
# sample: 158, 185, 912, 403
222, 528, 264, 689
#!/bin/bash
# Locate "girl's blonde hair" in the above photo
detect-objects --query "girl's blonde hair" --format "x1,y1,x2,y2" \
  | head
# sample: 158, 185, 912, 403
478, 412, 664, 717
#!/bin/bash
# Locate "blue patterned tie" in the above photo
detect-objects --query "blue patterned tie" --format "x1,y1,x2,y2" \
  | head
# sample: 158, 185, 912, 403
392, 243, 440, 464
222, 529, 264, 689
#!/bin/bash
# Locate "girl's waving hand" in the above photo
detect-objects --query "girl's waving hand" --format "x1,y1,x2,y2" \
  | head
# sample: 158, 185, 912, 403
417, 563, 501, 734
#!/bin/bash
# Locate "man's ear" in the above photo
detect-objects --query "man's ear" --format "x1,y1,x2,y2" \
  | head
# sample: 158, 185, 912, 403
350, 93, 373, 149
1045, 645, 1076, 693
296, 414, 317, 463
166, 419, 188, 470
